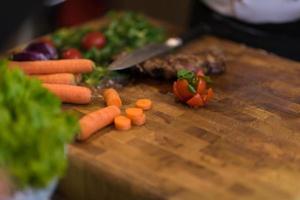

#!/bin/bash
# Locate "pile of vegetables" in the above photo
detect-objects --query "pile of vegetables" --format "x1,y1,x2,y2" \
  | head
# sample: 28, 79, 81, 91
10, 12, 165, 86
51, 11, 166, 85
77, 88, 152, 141
9, 59, 95, 104
0, 60, 78, 189
10, 12, 165, 87
173, 69, 214, 108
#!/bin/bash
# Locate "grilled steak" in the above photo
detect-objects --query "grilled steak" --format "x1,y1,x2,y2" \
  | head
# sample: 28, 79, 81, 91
136, 50, 226, 79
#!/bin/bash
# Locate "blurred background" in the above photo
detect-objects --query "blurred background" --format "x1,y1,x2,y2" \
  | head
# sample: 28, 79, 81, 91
2, 0, 300, 60
3, 0, 193, 50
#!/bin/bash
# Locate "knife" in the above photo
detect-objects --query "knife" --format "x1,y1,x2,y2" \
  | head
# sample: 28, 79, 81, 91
108, 24, 210, 71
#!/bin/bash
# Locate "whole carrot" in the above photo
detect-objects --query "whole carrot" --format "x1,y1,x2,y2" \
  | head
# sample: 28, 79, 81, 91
31, 73, 78, 85
103, 88, 122, 108
43, 83, 92, 104
9, 59, 94, 75
78, 106, 121, 141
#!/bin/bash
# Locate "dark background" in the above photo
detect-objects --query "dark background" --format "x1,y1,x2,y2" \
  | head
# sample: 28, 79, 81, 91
1, 0, 300, 60
0, 0, 192, 51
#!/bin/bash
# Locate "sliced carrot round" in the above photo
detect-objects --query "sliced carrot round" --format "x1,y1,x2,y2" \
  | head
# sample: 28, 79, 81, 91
114, 115, 131, 131
135, 99, 152, 110
125, 108, 143, 120
132, 113, 146, 126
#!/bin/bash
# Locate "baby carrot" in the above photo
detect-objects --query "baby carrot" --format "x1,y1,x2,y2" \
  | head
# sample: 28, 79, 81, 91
103, 88, 122, 108
31, 73, 77, 85
114, 115, 131, 131
43, 83, 92, 104
78, 106, 121, 141
9, 59, 94, 75
135, 99, 152, 110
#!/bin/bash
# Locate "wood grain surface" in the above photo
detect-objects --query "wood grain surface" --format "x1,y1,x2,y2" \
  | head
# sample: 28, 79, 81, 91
56, 25, 300, 200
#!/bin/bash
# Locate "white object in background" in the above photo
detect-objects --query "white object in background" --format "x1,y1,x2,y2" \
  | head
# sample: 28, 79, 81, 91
202, 0, 235, 18
202, 0, 300, 24
9, 179, 57, 200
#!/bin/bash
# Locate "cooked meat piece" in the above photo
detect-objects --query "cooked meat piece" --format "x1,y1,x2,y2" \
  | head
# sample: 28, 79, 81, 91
137, 50, 226, 79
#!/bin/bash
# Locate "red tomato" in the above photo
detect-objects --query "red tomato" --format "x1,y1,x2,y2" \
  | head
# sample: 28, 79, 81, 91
82, 32, 106, 50
186, 93, 204, 108
197, 78, 207, 94
175, 79, 195, 101
197, 69, 205, 77
62, 48, 83, 59
203, 88, 214, 103
173, 82, 185, 102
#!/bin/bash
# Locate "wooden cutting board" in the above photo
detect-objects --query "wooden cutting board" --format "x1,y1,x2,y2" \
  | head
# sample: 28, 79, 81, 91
57, 33, 300, 200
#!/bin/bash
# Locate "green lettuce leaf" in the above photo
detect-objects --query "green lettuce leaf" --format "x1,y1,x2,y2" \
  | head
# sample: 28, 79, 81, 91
0, 60, 78, 189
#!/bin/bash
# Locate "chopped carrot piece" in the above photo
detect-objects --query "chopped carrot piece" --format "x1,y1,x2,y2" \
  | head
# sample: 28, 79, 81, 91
125, 108, 143, 120
103, 88, 122, 108
132, 113, 146, 126
114, 115, 131, 131
135, 99, 152, 110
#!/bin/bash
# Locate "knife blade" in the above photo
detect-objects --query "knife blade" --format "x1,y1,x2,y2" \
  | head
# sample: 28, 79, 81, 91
108, 24, 210, 71
108, 38, 182, 71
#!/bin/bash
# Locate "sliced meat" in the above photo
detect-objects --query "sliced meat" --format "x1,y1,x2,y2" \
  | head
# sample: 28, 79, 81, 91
136, 50, 226, 79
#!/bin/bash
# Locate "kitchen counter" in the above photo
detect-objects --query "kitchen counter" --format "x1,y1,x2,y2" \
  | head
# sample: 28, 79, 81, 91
57, 18, 300, 200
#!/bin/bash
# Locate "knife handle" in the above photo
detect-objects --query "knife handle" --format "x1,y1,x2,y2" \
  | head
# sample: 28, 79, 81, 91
179, 23, 211, 44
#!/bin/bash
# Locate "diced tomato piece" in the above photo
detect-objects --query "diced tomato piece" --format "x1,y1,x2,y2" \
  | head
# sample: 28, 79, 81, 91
196, 78, 207, 94
197, 69, 205, 77
186, 93, 204, 108
173, 82, 185, 102
176, 79, 194, 101
203, 88, 214, 103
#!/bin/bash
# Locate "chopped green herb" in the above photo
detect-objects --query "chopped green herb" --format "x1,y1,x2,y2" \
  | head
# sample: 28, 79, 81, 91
202, 76, 213, 84
188, 84, 197, 94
